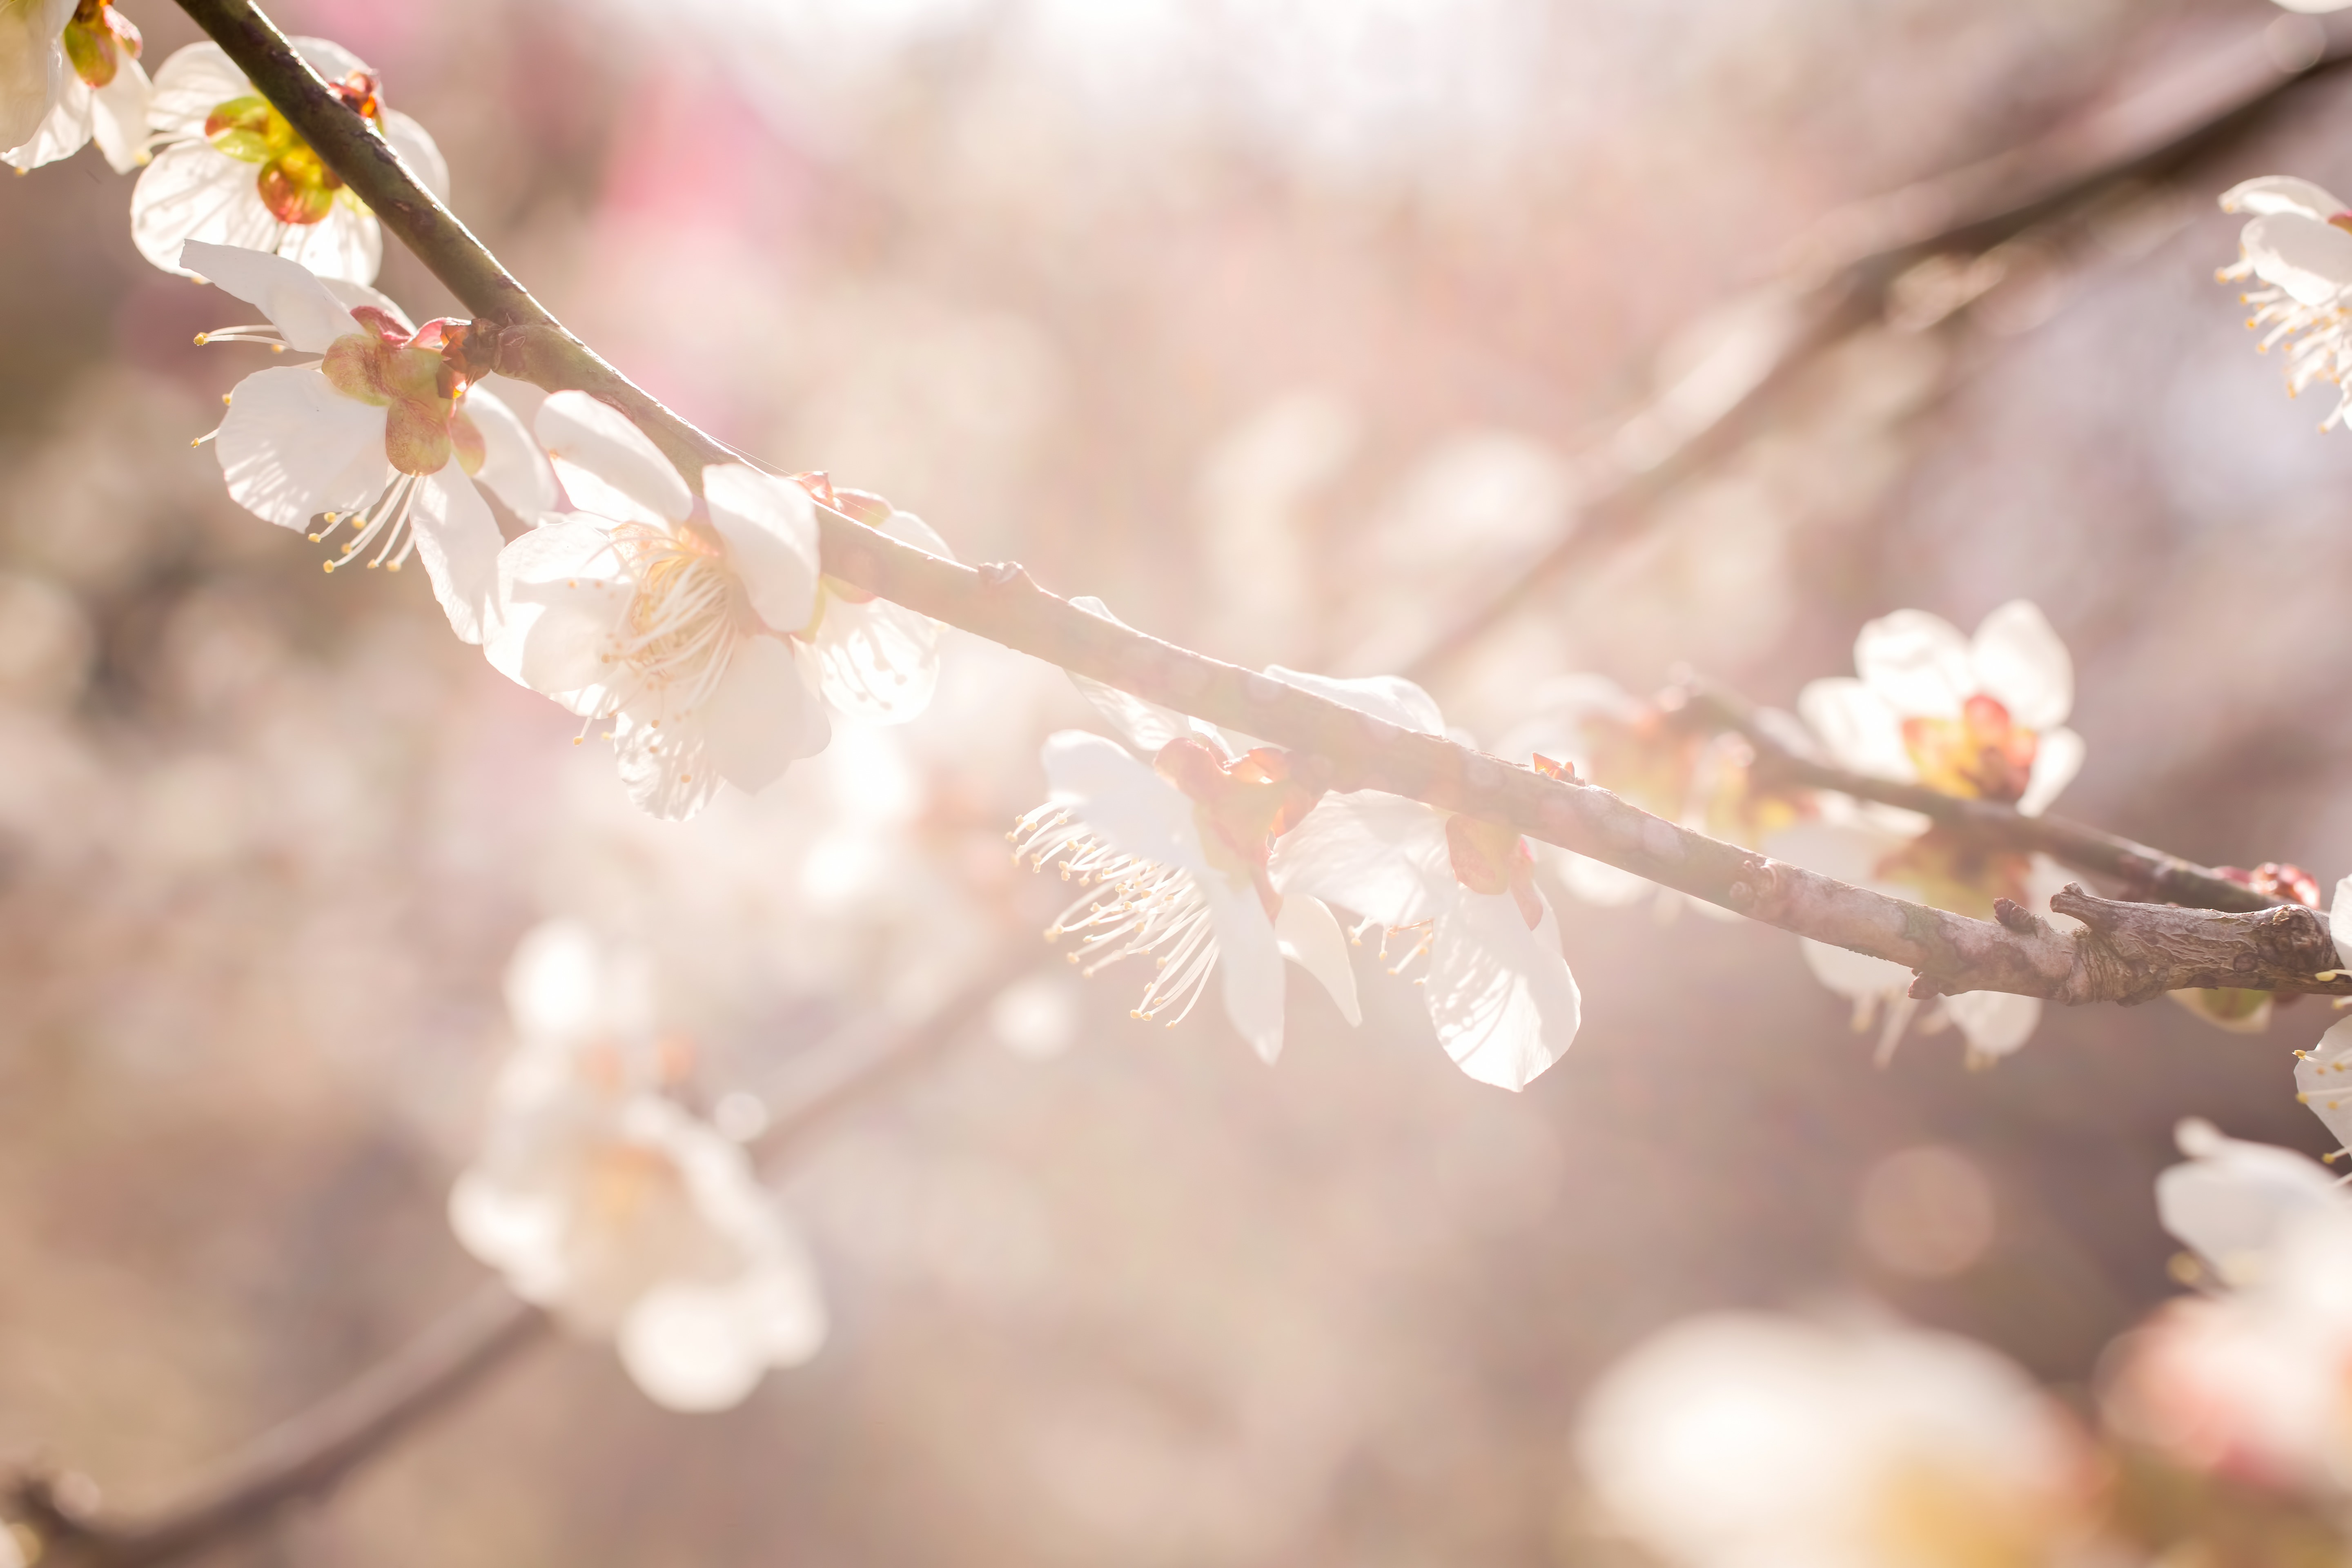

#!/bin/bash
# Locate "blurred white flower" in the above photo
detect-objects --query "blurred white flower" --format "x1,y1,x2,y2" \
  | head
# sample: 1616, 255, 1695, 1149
1267, 668, 1580, 1091
1578, 1311, 2104, 1568
132, 36, 446, 283
2107, 1118, 2352, 1497
1012, 607, 1358, 1063
451, 921, 827, 1413
488, 392, 832, 822
2218, 176, 2352, 430
2, 0, 148, 173
190, 241, 550, 644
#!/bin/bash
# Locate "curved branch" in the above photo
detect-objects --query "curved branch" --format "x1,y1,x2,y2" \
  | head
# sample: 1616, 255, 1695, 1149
165, 0, 2352, 1008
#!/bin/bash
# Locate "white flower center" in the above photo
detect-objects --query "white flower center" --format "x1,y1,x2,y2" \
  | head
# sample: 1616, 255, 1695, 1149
1011, 805, 1222, 1025
603, 523, 739, 718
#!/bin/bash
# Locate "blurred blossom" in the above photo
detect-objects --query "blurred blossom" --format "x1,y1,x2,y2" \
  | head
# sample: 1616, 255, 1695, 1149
1856, 1144, 1996, 1280
1197, 390, 1357, 666
2216, 176, 2352, 433
0, 571, 92, 709
989, 971, 1081, 1061
1578, 1311, 2109, 1568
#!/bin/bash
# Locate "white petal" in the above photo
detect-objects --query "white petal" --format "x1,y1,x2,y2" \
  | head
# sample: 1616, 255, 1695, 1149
146, 42, 246, 137
180, 239, 358, 353
2220, 176, 2349, 219
1424, 890, 1581, 1091
537, 391, 689, 526
618, 1253, 828, 1412
447, 1171, 568, 1303
2331, 874, 2352, 969
1275, 893, 1360, 1027
2296, 1015, 2352, 1153
1067, 595, 1218, 753
1795, 676, 1914, 782
131, 139, 285, 277
703, 464, 820, 634
1969, 599, 2071, 730
1267, 790, 1453, 929
407, 470, 506, 644
806, 595, 940, 724
486, 517, 630, 713
465, 388, 558, 518
3, 71, 89, 172
1799, 935, 1909, 1002
288, 36, 370, 84
322, 277, 412, 332
2243, 211, 2352, 306
0, 0, 70, 154
2017, 727, 2083, 817
1263, 664, 1447, 735
381, 108, 448, 201
216, 365, 386, 528
613, 708, 719, 822
1202, 871, 1286, 1063
1942, 990, 2040, 1058
1558, 850, 1655, 906
699, 634, 829, 794
2158, 1120, 2348, 1286
87, 55, 147, 173
1039, 730, 1210, 880
1854, 608, 1973, 718
1763, 816, 1900, 891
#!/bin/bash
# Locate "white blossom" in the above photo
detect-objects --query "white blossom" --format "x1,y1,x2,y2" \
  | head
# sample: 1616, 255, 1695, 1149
488, 393, 835, 821
450, 920, 827, 1413
2218, 175, 2352, 430
1267, 668, 1581, 1091
1578, 1311, 2105, 1568
133, 36, 446, 284
2, 0, 148, 174
189, 241, 551, 644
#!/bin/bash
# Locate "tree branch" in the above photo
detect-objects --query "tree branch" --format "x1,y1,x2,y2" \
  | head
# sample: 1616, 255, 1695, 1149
164, 0, 2352, 1009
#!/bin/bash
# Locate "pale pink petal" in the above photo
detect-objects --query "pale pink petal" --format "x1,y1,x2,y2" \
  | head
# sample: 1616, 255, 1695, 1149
216, 365, 386, 528
1763, 816, 1901, 892
273, 202, 382, 287
465, 388, 558, 518
703, 464, 820, 634
0, 0, 71, 153
1275, 893, 1359, 1026
1854, 608, 1973, 718
1970, 599, 2072, 731
536, 391, 688, 526
1267, 790, 1452, 929
1203, 872, 1286, 1063
2219, 175, 2348, 222
1795, 676, 1914, 782
3, 71, 89, 171
1424, 889, 1581, 1091
407, 469, 505, 644
1942, 990, 2040, 1058
1263, 664, 1446, 735
87, 54, 146, 172
1557, 849, 1655, 907
486, 517, 631, 713
698, 634, 829, 795
1798, 935, 1910, 1002
613, 708, 717, 822
2158, 1120, 2348, 1286
1040, 730, 1210, 880
2242, 211, 2352, 307
2297, 1017, 2352, 1153
2017, 726, 2082, 817
180, 238, 358, 353
806, 595, 941, 724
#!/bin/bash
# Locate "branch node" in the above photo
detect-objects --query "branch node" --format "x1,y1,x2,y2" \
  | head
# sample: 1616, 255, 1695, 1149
977, 561, 1033, 589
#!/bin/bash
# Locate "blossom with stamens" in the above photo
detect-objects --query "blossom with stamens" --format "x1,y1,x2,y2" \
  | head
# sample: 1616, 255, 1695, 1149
785, 472, 953, 725
1011, 605, 1358, 1062
1265, 668, 1580, 1092
488, 392, 837, 821
2, 0, 149, 174
131, 36, 445, 283
2217, 176, 2352, 429
189, 241, 551, 644
1770, 601, 2082, 1064
451, 921, 827, 1413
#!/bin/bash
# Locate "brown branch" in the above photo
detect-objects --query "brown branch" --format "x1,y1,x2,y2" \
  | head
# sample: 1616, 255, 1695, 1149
166, 0, 2352, 1010
1670, 678, 2287, 915
7, 942, 1036, 1566
1393, 20, 2352, 687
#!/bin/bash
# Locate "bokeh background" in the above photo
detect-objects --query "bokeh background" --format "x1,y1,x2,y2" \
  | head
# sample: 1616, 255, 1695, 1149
4, 0, 2351, 1561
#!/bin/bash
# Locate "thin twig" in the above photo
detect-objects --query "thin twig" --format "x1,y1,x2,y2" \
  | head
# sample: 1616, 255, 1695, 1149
164, 0, 2352, 1007
1670, 678, 2286, 915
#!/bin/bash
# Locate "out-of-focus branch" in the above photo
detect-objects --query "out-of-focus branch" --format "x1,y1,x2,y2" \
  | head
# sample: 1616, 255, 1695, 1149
1394, 19, 2352, 687
170, 0, 2352, 1008
1670, 678, 2287, 915
5, 943, 1034, 1567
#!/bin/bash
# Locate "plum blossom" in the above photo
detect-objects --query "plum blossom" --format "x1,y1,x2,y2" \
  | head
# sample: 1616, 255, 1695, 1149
132, 36, 446, 284
488, 393, 843, 822
1577, 1311, 2108, 1568
190, 241, 552, 644
2105, 1117, 2352, 1499
2216, 176, 2352, 430
451, 921, 827, 1413
2, 0, 149, 174
1267, 669, 1581, 1091
1010, 607, 1359, 1064
1770, 601, 2082, 1063
784, 472, 955, 724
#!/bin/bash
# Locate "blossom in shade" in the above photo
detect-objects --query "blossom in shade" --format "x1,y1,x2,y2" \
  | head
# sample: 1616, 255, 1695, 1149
2, 0, 149, 174
2217, 176, 2352, 430
1266, 668, 1580, 1091
190, 241, 551, 644
488, 393, 833, 821
450, 920, 827, 1413
133, 36, 446, 283
1010, 602, 1359, 1063
1577, 1311, 2107, 1568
